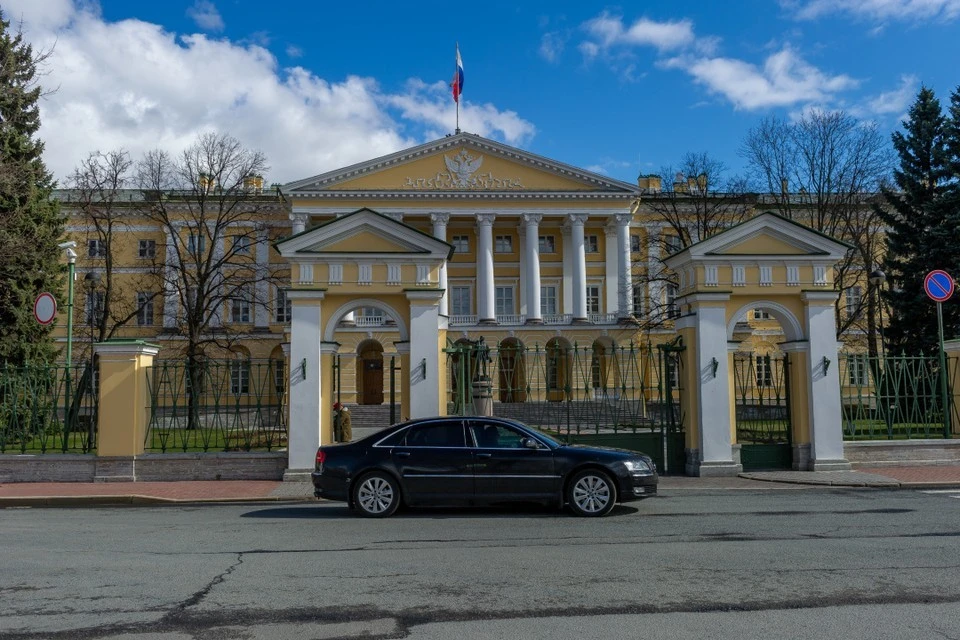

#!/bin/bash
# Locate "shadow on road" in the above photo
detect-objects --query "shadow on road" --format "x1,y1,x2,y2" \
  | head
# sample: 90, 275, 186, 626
241, 503, 640, 519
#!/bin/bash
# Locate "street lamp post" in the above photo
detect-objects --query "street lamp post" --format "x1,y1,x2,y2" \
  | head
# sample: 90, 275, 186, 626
59, 241, 77, 448
869, 268, 891, 433
869, 269, 887, 362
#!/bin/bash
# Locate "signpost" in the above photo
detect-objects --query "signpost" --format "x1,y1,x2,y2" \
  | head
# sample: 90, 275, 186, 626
924, 270, 954, 437
33, 292, 57, 325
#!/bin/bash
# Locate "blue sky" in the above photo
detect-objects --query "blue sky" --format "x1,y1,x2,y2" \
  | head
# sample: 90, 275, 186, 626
5, 0, 959, 185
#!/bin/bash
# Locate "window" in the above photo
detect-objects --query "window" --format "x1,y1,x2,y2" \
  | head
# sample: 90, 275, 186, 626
495, 235, 513, 253
233, 234, 251, 255
540, 285, 557, 316
452, 235, 469, 253
138, 239, 156, 259
754, 308, 771, 320
633, 284, 644, 315
495, 286, 515, 315
187, 232, 206, 254
586, 286, 601, 314
846, 286, 863, 316
585, 235, 599, 253
274, 288, 291, 323
631, 234, 642, 253
85, 291, 104, 325
451, 286, 472, 316
666, 284, 680, 319
469, 421, 527, 449
87, 239, 106, 258
358, 306, 383, 319
847, 355, 869, 386
274, 361, 286, 394
230, 360, 250, 395
755, 356, 773, 387
136, 292, 154, 326
230, 287, 251, 323
663, 234, 681, 254
403, 422, 466, 447
538, 235, 556, 253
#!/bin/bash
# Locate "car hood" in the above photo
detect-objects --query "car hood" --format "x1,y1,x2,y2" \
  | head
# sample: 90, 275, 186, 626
563, 443, 651, 459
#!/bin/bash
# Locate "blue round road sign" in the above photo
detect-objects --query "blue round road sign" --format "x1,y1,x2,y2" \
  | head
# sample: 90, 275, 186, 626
924, 270, 955, 302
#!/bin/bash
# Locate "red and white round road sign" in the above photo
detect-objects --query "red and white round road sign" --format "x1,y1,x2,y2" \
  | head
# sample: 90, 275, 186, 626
33, 292, 57, 325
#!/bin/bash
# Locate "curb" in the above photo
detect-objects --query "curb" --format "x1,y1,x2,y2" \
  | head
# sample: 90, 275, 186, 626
0, 495, 319, 508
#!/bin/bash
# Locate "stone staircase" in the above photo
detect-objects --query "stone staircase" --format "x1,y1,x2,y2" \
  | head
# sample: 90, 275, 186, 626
344, 404, 397, 441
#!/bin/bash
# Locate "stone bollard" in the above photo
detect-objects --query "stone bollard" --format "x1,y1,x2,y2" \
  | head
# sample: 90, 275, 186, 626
472, 376, 493, 417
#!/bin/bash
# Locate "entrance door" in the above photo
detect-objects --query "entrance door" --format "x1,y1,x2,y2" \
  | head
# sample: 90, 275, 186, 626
362, 359, 384, 405
734, 353, 792, 470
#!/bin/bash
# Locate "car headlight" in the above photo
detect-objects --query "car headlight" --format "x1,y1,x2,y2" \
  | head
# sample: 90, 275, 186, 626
623, 459, 652, 473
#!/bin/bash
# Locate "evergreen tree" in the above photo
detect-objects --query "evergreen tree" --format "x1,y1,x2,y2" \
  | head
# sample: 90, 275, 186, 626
878, 87, 955, 355
0, 12, 63, 365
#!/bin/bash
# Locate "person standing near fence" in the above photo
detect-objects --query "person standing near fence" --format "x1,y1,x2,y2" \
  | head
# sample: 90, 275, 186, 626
333, 402, 352, 442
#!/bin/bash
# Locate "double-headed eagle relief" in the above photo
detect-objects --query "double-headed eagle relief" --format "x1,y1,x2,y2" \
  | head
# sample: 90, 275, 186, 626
402, 149, 524, 190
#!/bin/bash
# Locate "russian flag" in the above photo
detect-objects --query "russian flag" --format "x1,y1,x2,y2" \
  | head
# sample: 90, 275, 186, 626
451, 45, 464, 103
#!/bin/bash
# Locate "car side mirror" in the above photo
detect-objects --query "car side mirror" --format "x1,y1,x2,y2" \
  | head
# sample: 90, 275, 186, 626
521, 437, 539, 450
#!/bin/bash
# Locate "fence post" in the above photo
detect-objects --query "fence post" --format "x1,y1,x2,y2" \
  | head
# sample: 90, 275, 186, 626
92, 340, 159, 464
944, 340, 960, 437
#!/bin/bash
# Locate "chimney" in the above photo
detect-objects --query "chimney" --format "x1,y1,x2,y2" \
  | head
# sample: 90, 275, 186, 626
243, 174, 264, 194
198, 172, 215, 194
673, 172, 688, 193
647, 175, 661, 192
696, 173, 707, 192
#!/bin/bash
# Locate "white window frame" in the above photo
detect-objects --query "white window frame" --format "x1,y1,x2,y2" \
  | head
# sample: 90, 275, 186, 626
232, 234, 252, 255
451, 285, 473, 316
451, 235, 469, 253
87, 239, 106, 258
85, 290, 105, 325
586, 285, 601, 315
846, 286, 863, 317
274, 287, 291, 323
540, 284, 558, 316
494, 235, 513, 253
136, 292, 154, 326
138, 239, 156, 259
230, 360, 250, 395
495, 285, 515, 315
230, 287, 252, 323
755, 356, 773, 387
538, 235, 556, 254
584, 235, 599, 254
665, 284, 679, 319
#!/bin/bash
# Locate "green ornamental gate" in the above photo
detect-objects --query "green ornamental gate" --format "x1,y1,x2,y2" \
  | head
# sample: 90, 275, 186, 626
734, 352, 792, 471
444, 337, 686, 474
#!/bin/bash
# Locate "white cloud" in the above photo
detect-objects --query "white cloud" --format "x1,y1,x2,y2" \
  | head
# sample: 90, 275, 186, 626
186, 0, 224, 32
786, 0, 960, 21
5, 0, 534, 184
866, 74, 918, 114
285, 44, 303, 58
665, 46, 857, 109
581, 12, 696, 53
539, 31, 566, 62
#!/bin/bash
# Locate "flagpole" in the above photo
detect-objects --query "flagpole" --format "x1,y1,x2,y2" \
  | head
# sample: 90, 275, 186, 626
454, 42, 460, 134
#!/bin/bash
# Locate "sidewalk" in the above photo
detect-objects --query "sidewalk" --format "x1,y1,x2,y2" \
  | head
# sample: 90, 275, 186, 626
1, 466, 959, 507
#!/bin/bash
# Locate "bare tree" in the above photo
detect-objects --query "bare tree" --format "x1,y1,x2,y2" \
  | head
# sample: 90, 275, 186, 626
69, 150, 162, 359
135, 133, 275, 427
741, 110, 892, 347
631, 152, 752, 333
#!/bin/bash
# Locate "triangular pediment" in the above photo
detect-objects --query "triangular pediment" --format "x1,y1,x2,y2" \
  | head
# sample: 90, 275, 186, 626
275, 208, 452, 260
664, 212, 852, 270
282, 133, 638, 196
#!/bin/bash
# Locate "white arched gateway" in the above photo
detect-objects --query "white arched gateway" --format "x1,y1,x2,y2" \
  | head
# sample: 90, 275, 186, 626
664, 212, 853, 475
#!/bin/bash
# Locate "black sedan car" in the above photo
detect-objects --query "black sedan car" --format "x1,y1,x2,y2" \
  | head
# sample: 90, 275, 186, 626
311, 416, 658, 517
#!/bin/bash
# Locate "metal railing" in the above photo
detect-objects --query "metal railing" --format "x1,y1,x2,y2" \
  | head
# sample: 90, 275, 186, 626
496, 314, 526, 325
839, 353, 949, 440
543, 314, 572, 325
449, 314, 478, 326
0, 362, 98, 453
590, 313, 619, 325
145, 359, 287, 452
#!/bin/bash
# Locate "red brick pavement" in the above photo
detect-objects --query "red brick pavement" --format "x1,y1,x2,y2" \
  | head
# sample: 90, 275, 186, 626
0, 480, 283, 501
859, 465, 960, 484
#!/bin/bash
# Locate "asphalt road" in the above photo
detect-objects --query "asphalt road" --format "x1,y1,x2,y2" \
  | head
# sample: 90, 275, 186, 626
2, 486, 959, 639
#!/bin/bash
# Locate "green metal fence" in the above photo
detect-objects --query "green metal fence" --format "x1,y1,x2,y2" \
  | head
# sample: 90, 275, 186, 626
839, 353, 949, 440
734, 352, 793, 470
444, 338, 686, 473
0, 362, 99, 454
145, 359, 287, 452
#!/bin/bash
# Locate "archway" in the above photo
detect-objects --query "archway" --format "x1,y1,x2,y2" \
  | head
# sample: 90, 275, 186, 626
497, 338, 526, 402
545, 337, 572, 402
356, 339, 384, 405
591, 337, 616, 398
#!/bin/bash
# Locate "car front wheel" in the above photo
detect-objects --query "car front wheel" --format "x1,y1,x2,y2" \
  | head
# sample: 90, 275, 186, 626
567, 469, 616, 517
352, 471, 401, 518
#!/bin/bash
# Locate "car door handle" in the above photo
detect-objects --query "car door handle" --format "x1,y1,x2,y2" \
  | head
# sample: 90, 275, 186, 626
396, 451, 411, 458
476, 453, 492, 459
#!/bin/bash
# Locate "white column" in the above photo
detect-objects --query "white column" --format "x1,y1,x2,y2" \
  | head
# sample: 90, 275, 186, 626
802, 291, 851, 470
408, 290, 444, 418
254, 226, 271, 330
476, 213, 497, 324
604, 223, 618, 315
287, 291, 324, 471
518, 225, 527, 316
523, 213, 543, 324
648, 227, 662, 318
569, 213, 589, 323
430, 212, 450, 316
289, 212, 309, 235
616, 213, 633, 318
162, 229, 179, 329
688, 293, 741, 476
562, 224, 572, 315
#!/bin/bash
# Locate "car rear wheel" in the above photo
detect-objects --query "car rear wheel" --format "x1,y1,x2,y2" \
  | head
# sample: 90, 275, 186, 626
567, 469, 616, 517
353, 472, 400, 518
